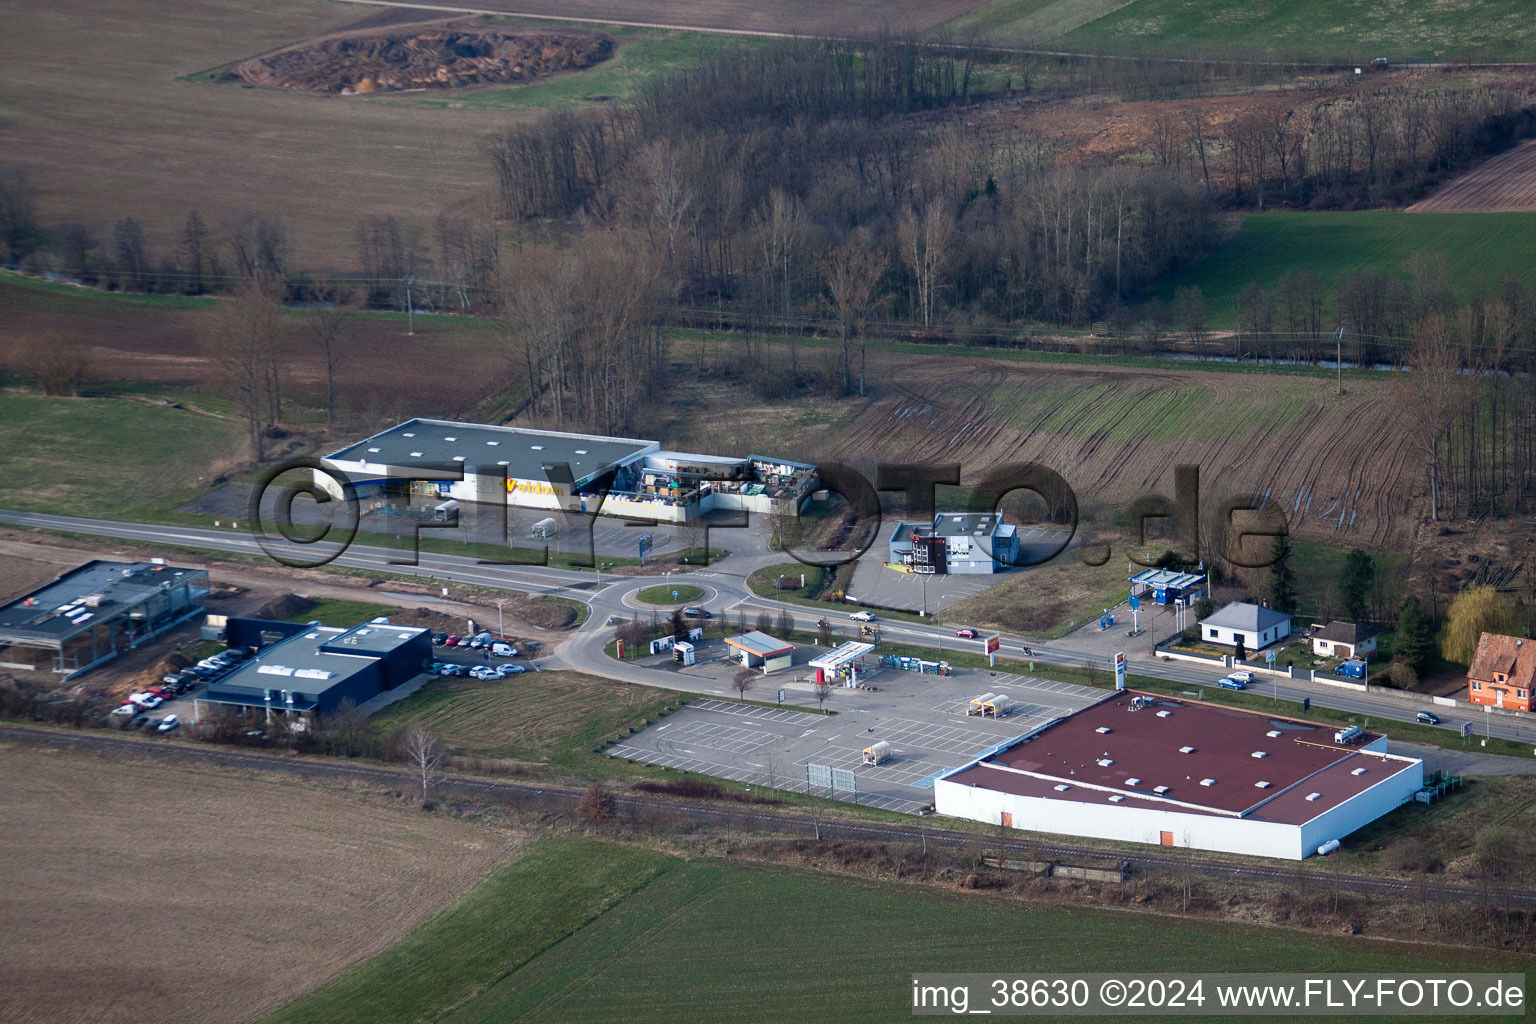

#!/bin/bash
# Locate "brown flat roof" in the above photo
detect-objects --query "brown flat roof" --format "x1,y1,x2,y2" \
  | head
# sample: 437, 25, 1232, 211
949, 692, 1414, 823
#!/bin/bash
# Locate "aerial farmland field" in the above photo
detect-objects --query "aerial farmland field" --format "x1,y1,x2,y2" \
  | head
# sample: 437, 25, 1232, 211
0, 744, 517, 1024
1408, 139, 1536, 213
0, 0, 531, 266
960, 0, 1536, 61
1149, 211, 1536, 326
262, 836, 1531, 1024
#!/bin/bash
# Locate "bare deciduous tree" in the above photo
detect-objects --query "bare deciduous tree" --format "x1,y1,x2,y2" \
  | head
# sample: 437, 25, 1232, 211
821, 237, 887, 395
897, 198, 955, 328
401, 724, 446, 806
577, 781, 616, 824
732, 667, 756, 702
304, 301, 352, 429
15, 331, 91, 396
204, 276, 287, 462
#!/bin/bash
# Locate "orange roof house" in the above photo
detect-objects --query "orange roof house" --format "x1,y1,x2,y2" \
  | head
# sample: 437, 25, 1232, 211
1467, 633, 1535, 713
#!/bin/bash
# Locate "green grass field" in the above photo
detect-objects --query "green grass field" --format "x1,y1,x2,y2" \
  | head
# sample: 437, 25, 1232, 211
370, 669, 683, 770
946, 0, 1136, 44
280, 598, 400, 627
260, 838, 676, 1024
1150, 211, 1536, 328
634, 582, 704, 605
0, 391, 243, 521
403, 22, 740, 111
263, 836, 1528, 1024
952, 0, 1536, 61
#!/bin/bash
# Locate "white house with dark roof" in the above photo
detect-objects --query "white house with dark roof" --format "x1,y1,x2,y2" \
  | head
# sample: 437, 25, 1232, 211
1199, 601, 1292, 652
1311, 621, 1376, 660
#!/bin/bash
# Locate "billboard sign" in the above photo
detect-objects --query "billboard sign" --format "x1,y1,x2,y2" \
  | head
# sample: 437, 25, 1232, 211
1114, 651, 1126, 691
985, 635, 1000, 655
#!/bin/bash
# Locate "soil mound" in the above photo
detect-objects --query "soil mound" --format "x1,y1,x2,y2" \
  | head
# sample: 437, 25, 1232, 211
236, 30, 615, 94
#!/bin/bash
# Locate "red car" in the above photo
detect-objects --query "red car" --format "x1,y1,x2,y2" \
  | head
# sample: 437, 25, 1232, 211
445, 635, 459, 647
954, 628, 979, 639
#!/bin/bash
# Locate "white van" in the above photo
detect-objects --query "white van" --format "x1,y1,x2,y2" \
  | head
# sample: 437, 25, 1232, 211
491, 642, 517, 658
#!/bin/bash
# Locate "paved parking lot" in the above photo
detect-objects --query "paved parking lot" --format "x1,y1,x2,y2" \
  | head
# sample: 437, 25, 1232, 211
608, 672, 1103, 812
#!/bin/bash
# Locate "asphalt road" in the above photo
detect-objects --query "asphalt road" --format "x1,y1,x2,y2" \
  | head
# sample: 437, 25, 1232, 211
7, 507, 1536, 750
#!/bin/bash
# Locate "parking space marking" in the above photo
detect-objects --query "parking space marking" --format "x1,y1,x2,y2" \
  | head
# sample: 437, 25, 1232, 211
606, 742, 927, 813
655, 720, 776, 753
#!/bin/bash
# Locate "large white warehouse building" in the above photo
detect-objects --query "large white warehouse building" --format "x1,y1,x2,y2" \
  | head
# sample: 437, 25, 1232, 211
935, 693, 1422, 861
317, 419, 817, 523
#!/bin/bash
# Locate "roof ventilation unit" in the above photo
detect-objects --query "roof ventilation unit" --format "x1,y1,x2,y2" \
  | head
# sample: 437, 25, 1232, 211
1251, 751, 1268, 759
1306, 792, 1322, 802
1153, 785, 1170, 794
1351, 767, 1368, 776
1200, 778, 1216, 787
444, 436, 457, 441
1179, 746, 1195, 754
1095, 726, 1112, 734
1254, 781, 1271, 789
1096, 758, 1114, 767
1108, 795, 1125, 803
1156, 710, 1172, 718
1053, 784, 1071, 792
1124, 777, 1141, 787
1266, 730, 1283, 738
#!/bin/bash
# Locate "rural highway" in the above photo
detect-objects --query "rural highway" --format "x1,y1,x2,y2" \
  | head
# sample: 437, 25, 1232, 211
3, 721, 1529, 911
7, 507, 1536, 750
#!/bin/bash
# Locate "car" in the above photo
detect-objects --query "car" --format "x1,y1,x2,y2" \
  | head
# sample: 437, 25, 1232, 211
682, 607, 711, 619
162, 673, 185, 686
468, 666, 497, 680
849, 611, 875, 622
157, 715, 180, 732
221, 648, 246, 661
445, 634, 460, 647
498, 663, 529, 675
1416, 711, 1442, 726
140, 695, 164, 709
1228, 669, 1254, 683
131, 715, 153, 730
521, 639, 541, 650
441, 664, 467, 677
456, 636, 474, 648
1217, 676, 1247, 690
954, 628, 979, 639
112, 703, 137, 716
431, 632, 448, 646
491, 642, 517, 658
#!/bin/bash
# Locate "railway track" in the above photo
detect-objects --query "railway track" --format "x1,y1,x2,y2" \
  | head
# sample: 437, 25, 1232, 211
5, 723, 1531, 911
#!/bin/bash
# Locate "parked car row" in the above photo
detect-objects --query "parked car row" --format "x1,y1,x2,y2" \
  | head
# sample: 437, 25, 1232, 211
428, 660, 527, 680
431, 631, 524, 657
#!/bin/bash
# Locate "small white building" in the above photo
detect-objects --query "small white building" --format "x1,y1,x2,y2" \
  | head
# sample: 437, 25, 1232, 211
724, 630, 794, 675
1311, 621, 1376, 660
1200, 602, 1291, 652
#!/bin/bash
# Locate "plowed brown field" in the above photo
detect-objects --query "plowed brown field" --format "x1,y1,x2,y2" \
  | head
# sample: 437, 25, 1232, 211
0, 743, 517, 1024
1407, 138, 1536, 212
670, 346, 1421, 550
374, 0, 984, 35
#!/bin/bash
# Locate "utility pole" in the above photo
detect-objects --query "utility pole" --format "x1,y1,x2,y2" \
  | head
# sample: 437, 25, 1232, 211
404, 274, 416, 336
1333, 325, 1345, 395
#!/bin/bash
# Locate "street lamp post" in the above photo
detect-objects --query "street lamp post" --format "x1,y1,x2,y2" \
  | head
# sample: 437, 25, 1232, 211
497, 599, 505, 639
